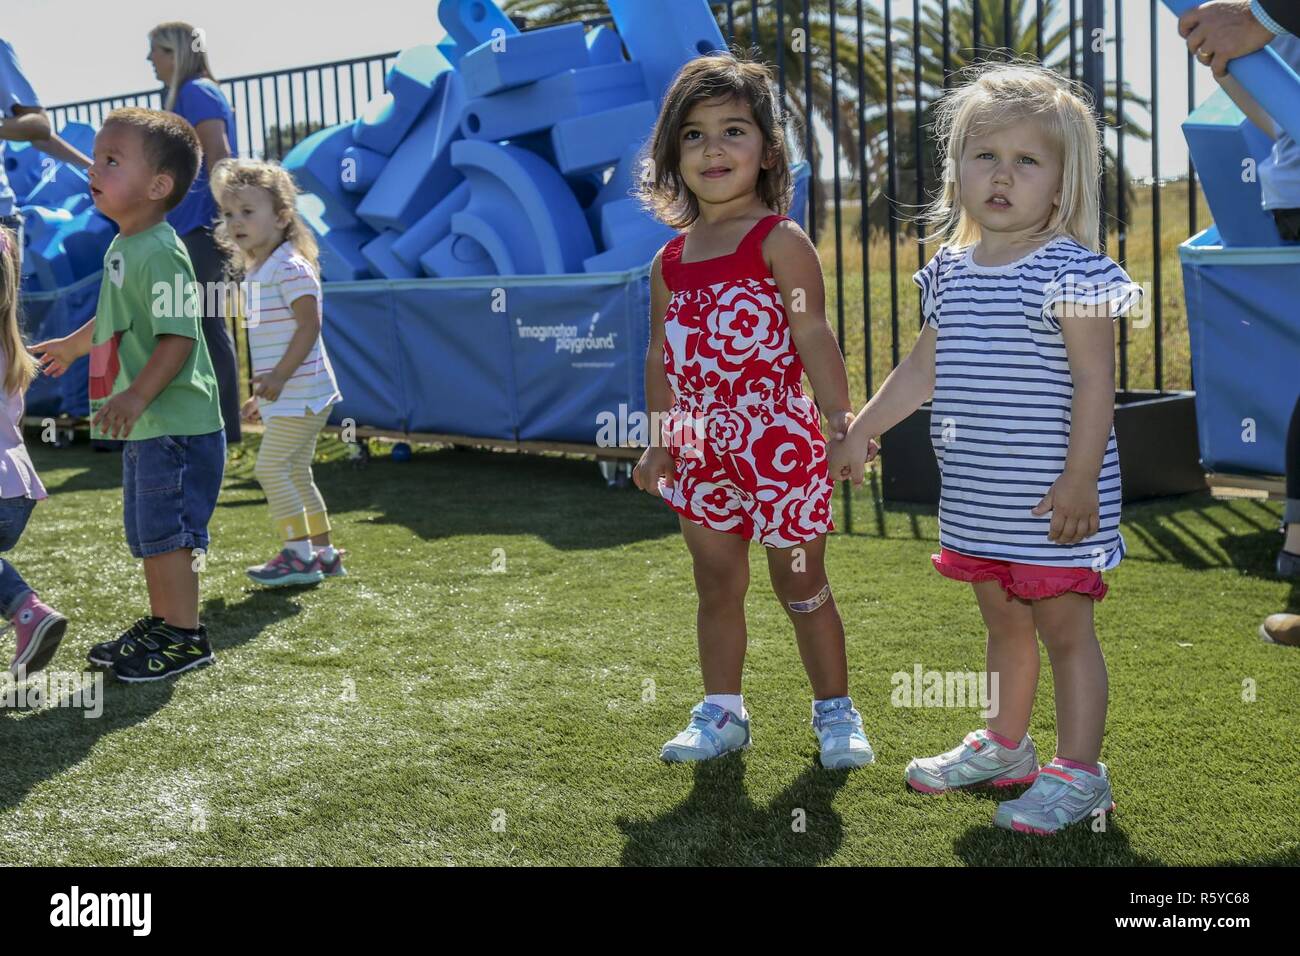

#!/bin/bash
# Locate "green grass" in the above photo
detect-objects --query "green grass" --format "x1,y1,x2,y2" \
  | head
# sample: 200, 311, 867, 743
0, 433, 1296, 866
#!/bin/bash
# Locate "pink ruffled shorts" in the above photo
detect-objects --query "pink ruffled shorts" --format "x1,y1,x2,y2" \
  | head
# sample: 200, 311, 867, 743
931, 548, 1108, 602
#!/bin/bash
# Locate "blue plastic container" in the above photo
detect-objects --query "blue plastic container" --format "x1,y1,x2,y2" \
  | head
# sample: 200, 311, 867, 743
1179, 225, 1300, 476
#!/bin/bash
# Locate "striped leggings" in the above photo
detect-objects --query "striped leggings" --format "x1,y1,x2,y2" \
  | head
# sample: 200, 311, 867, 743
255, 407, 332, 541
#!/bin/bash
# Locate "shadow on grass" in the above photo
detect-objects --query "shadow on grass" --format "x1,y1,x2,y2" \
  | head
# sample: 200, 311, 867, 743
617, 754, 849, 866
0, 587, 303, 813
0, 675, 175, 814
952, 817, 1164, 866
305, 445, 681, 549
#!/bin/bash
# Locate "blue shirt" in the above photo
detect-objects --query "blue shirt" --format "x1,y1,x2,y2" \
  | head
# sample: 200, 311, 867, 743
0, 38, 41, 218
1260, 35, 1300, 211
166, 77, 238, 236
914, 236, 1143, 569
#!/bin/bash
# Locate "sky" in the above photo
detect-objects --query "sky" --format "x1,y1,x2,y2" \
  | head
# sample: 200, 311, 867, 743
3, 0, 1230, 181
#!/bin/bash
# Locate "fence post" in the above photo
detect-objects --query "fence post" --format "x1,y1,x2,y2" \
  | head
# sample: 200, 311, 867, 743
1081, 1, 1106, 251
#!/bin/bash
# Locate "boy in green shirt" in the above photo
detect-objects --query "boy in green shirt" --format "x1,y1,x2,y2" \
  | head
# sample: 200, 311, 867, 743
30, 107, 225, 682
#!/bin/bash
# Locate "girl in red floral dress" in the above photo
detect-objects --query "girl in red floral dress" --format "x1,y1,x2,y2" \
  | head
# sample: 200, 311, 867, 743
631, 54, 875, 769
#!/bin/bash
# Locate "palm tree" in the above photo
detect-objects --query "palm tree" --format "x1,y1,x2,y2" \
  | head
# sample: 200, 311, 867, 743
502, 1, 1148, 238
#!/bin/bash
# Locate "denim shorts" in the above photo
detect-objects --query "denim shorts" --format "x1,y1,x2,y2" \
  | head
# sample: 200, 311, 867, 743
122, 430, 226, 559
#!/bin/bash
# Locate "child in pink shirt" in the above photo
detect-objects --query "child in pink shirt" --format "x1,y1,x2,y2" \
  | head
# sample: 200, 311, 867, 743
0, 224, 66, 674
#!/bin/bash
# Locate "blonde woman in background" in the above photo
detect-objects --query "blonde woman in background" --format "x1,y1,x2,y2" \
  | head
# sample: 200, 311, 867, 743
146, 21, 243, 447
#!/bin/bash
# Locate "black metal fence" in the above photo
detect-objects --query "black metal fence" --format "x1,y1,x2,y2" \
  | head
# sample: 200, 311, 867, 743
47, 1, 1207, 396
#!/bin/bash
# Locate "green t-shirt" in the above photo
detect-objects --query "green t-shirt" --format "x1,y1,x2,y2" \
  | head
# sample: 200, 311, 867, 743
89, 221, 225, 441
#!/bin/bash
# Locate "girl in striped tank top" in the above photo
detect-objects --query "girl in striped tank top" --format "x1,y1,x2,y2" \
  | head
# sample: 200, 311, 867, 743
833, 63, 1143, 834
631, 54, 875, 768
211, 159, 346, 588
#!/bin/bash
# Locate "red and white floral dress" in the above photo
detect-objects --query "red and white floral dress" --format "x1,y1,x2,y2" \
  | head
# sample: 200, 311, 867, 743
656, 213, 834, 548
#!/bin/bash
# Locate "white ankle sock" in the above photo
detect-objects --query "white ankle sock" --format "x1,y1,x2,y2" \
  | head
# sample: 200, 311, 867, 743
285, 540, 313, 561
705, 694, 746, 720
314, 544, 338, 560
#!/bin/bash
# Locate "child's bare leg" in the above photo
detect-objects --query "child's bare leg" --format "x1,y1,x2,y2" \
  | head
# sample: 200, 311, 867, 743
972, 580, 1039, 742
142, 549, 200, 630
308, 532, 331, 547
765, 535, 847, 700
1031, 592, 1107, 766
678, 516, 750, 694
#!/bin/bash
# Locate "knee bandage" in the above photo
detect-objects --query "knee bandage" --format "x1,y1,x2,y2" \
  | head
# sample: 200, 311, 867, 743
788, 583, 831, 613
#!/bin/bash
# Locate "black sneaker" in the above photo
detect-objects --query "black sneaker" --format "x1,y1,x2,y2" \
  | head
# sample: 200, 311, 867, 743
87, 616, 162, 667
111, 622, 215, 683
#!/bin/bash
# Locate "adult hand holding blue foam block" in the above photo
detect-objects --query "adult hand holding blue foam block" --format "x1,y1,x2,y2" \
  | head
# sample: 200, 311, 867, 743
1162, 0, 1300, 142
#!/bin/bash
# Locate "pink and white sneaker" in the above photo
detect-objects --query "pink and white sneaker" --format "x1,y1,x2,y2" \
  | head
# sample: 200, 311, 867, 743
906, 729, 1040, 794
8, 592, 68, 677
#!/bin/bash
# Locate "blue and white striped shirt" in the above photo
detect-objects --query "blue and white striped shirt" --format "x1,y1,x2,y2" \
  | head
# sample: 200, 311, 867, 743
914, 235, 1142, 569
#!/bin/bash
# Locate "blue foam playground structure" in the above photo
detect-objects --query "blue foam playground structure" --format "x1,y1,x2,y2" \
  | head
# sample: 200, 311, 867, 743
459, 22, 589, 98
1168, 0, 1300, 477
352, 44, 451, 156
19, 0, 820, 446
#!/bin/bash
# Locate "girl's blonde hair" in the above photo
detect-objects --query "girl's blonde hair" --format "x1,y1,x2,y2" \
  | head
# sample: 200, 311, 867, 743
923, 61, 1101, 251
150, 21, 218, 113
209, 158, 320, 277
0, 227, 39, 397
638, 53, 793, 229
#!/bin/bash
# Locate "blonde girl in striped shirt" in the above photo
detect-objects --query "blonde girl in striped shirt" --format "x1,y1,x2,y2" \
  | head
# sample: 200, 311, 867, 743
211, 159, 346, 586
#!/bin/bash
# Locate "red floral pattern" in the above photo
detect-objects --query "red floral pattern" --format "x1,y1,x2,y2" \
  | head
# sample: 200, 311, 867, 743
656, 215, 833, 548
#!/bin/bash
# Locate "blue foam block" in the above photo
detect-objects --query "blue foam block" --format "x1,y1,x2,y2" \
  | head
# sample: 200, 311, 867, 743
353, 44, 452, 156
362, 230, 421, 279
461, 22, 589, 98
583, 229, 671, 273
460, 61, 648, 142
3, 142, 45, 200
1182, 89, 1281, 247
607, 0, 727, 105
437, 36, 462, 67
61, 209, 117, 280
391, 180, 471, 270
357, 72, 466, 232
420, 232, 497, 278
25, 162, 90, 209
284, 123, 363, 230
340, 145, 388, 194
550, 100, 656, 176
438, 0, 518, 51
586, 25, 624, 66
298, 193, 374, 281
597, 198, 674, 250
585, 141, 647, 234
450, 139, 595, 274
57, 122, 96, 158
19, 206, 76, 290
61, 192, 93, 215
789, 160, 811, 229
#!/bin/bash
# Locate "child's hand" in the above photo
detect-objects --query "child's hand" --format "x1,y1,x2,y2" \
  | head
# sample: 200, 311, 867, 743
1032, 470, 1100, 545
28, 336, 78, 377
632, 446, 675, 496
825, 409, 854, 442
828, 413, 881, 487
252, 372, 286, 401
240, 395, 261, 424
91, 388, 146, 439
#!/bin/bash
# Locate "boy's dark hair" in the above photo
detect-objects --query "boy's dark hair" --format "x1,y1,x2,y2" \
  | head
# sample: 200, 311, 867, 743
101, 107, 203, 210
638, 53, 793, 229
